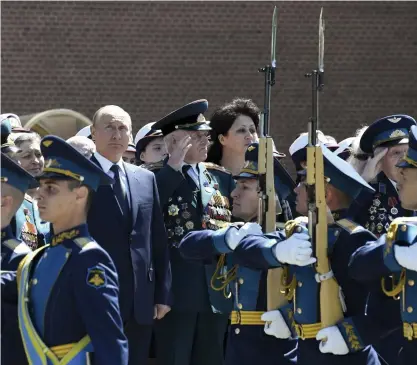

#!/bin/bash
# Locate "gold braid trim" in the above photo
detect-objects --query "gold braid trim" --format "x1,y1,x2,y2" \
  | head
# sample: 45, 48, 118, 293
280, 266, 296, 300
381, 269, 406, 298
210, 254, 237, 299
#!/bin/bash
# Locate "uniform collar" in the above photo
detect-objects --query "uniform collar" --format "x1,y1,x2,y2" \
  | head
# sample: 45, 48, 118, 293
1, 225, 14, 241
51, 223, 89, 246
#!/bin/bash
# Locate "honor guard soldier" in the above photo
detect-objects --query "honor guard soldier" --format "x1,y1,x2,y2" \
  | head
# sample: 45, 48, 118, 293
1, 152, 37, 365
348, 115, 417, 237
349, 125, 417, 365
1, 135, 128, 365
1, 114, 49, 249
179, 142, 298, 365
146, 99, 234, 365
230, 145, 381, 365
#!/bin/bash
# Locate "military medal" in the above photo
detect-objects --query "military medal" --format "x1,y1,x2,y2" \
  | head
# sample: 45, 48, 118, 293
168, 204, 179, 216
378, 214, 385, 221
177, 196, 183, 202
175, 218, 181, 224
167, 229, 174, 238
391, 207, 398, 215
385, 223, 390, 231
377, 223, 384, 233
174, 226, 184, 236
373, 199, 381, 207
185, 221, 194, 230
369, 206, 377, 214
370, 215, 375, 221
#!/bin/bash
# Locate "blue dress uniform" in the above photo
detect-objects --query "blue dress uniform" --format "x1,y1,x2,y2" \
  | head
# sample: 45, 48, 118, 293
352, 114, 416, 238
1, 115, 50, 249
1, 136, 128, 365
1, 152, 36, 365
178, 142, 297, 365
349, 126, 417, 365
146, 100, 234, 365
233, 145, 381, 365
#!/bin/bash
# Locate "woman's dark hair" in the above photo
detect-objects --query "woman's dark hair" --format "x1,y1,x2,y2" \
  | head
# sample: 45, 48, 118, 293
206, 98, 260, 164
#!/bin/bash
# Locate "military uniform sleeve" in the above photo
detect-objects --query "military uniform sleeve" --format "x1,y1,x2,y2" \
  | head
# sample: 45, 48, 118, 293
0, 271, 18, 305
179, 227, 232, 263
151, 174, 172, 306
153, 165, 186, 206
233, 232, 286, 270
72, 249, 128, 365
349, 234, 403, 284
333, 230, 398, 352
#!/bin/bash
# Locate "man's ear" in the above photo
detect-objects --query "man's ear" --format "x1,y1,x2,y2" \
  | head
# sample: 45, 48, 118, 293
75, 185, 89, 203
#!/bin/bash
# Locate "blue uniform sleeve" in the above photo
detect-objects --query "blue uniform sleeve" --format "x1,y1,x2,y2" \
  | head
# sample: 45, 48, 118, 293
0, 271, 18, 305
349, 234, 403, 284
151, 174, 172, 306
333, 230, 400, 352
153, 165, 185, 206
179, 227, 231, 263
72, 249, 128, 365
233, 231, 287, 270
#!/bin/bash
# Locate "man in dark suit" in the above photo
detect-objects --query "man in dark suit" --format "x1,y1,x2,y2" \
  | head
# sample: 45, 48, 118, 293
145, 100, 235, 365
87, 105, 172, 365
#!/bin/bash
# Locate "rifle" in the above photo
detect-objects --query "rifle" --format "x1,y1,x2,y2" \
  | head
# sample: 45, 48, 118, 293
305, 8, 343, 327
257, 6, 286, 310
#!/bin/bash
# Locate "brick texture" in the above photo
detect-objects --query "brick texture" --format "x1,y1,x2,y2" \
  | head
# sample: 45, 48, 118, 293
2, 1, 417, 172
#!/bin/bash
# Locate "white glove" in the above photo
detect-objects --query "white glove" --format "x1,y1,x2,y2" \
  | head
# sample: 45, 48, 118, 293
316, 326, 349, 355
394, 244, 417, 272
274, 233, 317, 266
225, 222, 263, 250
261, 310, 291, 339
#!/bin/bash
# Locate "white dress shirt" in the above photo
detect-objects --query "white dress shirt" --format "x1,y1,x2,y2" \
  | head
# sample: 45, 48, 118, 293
94, 152, 131, 206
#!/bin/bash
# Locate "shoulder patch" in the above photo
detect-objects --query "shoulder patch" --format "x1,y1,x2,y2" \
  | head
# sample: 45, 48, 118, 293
74, 237, 96, 250
336, 218, 364, 234
141, 161, 164, 171
2, 239, 21, 251
203, 162, 231, 174
86, 266, 107, 289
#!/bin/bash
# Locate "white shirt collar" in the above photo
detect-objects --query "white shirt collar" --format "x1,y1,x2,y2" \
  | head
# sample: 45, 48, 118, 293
94, 152, 125, 175
388, 178, 397, 190
181, 162, 198, 175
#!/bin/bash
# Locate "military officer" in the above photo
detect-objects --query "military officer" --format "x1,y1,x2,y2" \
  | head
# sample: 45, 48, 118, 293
349, 125, 417, 365
230, 144, 381, 365
1, 152, 37, 365
145, 99, 234, 365
178, 142, 298, 365
1, 114, 49, 249
1, 135, 128, 365
348, 114, 416, 237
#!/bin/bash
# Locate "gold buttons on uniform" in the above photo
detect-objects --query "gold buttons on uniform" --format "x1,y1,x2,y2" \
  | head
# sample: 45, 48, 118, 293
401, 225, 407, 232
297, 308, 302, 314
237, 303, 243, 310
298, 281, 303, 287
407, 307, 413, 313
238, 278, 244, 285
235, 328, 240, 335
408, 280, 415, 287
32, 279, 38, 285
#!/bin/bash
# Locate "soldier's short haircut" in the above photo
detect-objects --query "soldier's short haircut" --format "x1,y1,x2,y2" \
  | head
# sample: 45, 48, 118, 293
67, 179, 94, 213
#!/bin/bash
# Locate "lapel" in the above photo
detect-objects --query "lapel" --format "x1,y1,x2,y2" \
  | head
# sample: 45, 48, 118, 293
124, 162, 140, 228
198, 162, 216, 210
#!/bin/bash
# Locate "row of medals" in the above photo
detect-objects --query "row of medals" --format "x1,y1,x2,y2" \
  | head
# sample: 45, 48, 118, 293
366, 197, 399, 234
166, 193, 231, 247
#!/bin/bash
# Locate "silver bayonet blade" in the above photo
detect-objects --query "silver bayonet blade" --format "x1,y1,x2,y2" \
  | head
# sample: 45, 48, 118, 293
318, 7, 325, 71
271, 6, 278, 68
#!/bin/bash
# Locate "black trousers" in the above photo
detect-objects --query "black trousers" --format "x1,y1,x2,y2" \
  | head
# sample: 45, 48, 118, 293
154, 311, 229, 365
124, 321, 153, 365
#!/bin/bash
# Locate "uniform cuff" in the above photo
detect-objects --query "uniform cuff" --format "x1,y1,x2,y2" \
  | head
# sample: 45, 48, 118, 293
337, 318, 365, 353
212, 227, 233, 254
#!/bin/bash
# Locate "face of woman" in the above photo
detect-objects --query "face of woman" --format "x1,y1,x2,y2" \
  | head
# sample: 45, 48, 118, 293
16, 140, 44, 177
220, 115, 258, 155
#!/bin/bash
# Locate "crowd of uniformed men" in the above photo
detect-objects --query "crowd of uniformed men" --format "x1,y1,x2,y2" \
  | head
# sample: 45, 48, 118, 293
1, 98, 416, 365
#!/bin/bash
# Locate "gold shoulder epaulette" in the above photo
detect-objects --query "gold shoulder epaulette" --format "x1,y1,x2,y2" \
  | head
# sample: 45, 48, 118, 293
24, 194, 33, 203
336, 218, 362, 234
203, 162, 231, 174
141, 161, 164, 171
74, 237, 95, 249
2, 239, 21, 251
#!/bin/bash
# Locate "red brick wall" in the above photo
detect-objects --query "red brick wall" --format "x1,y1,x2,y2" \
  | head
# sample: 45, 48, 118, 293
2, 1, 417, 169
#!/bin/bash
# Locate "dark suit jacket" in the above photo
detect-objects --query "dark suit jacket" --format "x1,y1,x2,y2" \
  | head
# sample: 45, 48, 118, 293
88, 156, 171, 325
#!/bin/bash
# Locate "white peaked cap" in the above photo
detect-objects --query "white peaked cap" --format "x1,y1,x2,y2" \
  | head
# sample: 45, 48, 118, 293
76, 126, 92, 138
289, 130, 329, 156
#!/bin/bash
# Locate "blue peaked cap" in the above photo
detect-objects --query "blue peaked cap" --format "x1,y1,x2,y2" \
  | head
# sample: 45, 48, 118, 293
1, 152, 39, 193
40, 135, 113, 191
